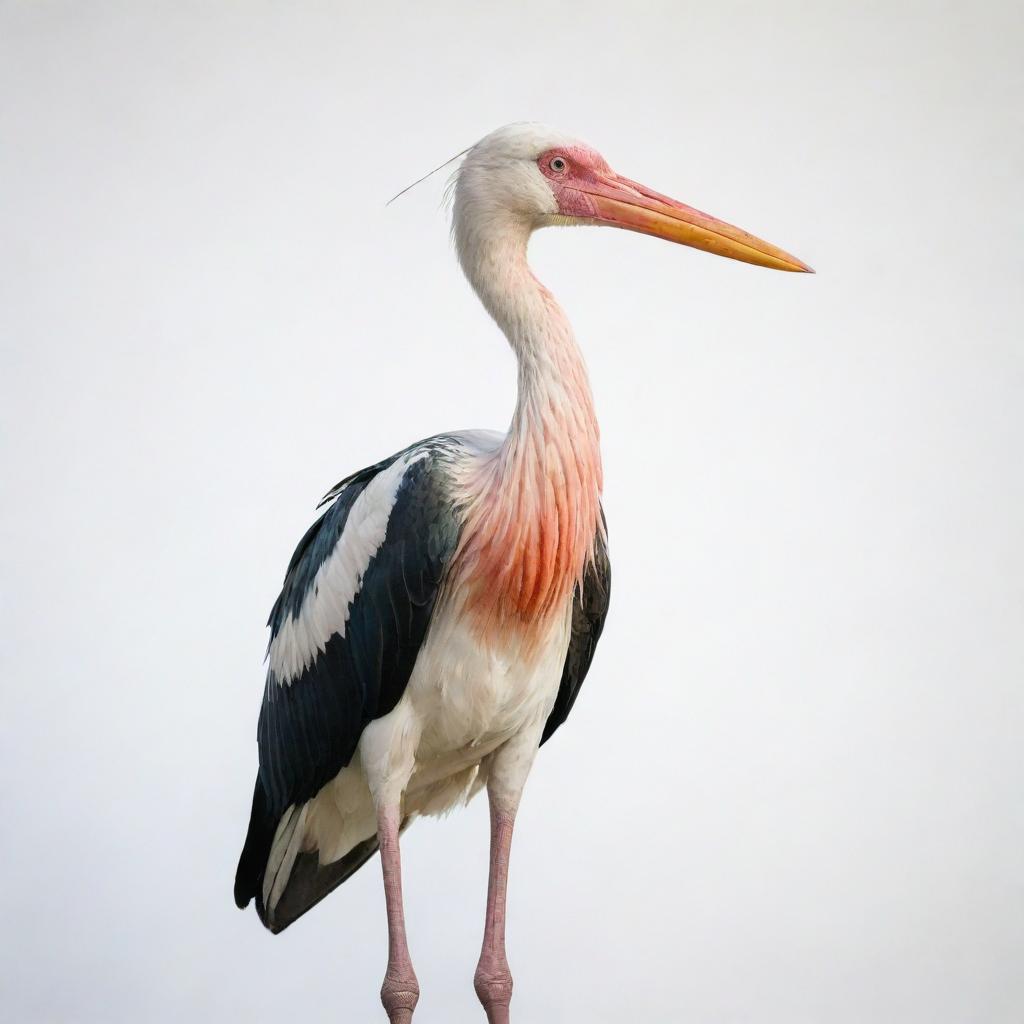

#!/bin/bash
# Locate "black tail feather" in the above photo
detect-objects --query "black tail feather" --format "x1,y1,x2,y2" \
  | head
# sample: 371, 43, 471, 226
234, 776, 382, 933
234, 779, 274, 911
266, 836, 380, 933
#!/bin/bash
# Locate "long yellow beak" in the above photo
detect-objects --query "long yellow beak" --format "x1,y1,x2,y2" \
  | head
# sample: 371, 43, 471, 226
579, 172, 813, 273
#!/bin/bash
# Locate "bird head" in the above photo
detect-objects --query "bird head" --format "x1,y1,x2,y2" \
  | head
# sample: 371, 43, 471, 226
453, 122, 812, 273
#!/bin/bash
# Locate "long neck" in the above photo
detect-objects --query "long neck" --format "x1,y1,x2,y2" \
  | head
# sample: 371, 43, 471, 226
454, 215, 603, 638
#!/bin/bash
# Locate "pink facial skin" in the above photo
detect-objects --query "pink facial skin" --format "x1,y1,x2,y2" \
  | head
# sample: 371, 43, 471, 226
538, 145, 732, 227
537, 145, 617, 218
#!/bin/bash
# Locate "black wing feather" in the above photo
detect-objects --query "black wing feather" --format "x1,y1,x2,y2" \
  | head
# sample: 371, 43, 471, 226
541, 515, 611, 745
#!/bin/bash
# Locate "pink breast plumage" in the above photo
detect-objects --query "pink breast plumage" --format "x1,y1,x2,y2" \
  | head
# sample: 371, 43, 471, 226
452, 411, 603, 647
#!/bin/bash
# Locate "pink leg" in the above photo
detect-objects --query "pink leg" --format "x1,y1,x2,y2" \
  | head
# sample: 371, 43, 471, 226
474, 790, 516, 1024
378, 807, 419, 1024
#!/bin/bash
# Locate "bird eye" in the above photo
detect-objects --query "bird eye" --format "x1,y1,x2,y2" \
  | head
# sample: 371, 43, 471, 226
549, 156, 567, 173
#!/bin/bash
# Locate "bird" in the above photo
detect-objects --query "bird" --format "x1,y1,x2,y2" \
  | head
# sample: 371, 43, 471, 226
234, 122, 811, 1024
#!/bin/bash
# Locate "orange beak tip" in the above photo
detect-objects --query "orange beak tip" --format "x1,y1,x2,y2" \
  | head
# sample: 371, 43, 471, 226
587, 185, 814, 276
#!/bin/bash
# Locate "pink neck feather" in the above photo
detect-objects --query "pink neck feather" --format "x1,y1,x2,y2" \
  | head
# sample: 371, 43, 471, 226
453, 222, 603, 643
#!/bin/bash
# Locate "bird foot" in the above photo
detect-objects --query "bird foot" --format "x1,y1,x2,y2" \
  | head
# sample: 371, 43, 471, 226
381, 966, 419, 1024
474, 956, 513, 1023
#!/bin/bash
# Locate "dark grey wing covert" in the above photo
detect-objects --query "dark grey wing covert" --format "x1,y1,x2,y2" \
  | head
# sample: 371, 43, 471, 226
542, 514, 610, 745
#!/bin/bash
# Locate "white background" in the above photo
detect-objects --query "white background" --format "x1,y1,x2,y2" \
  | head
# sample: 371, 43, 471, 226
2, 2, 1022, 1021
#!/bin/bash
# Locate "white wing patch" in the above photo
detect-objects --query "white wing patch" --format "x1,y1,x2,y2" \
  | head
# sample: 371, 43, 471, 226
269, 453, 426, 685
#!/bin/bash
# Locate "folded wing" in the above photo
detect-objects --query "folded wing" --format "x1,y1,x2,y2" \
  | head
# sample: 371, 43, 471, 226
234, 439, 463, 927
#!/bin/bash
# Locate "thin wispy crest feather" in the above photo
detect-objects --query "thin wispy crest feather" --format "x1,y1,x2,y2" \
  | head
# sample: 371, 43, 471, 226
386, 145, 473, 206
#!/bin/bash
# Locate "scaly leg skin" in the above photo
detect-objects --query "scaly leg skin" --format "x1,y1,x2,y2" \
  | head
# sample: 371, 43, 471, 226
474, 791, 516, 1024
378, 806, 419, 1024
474, 723, 541, 1023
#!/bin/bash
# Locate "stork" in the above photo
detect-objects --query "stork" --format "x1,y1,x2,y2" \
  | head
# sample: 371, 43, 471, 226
235, 122, 811, 1023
